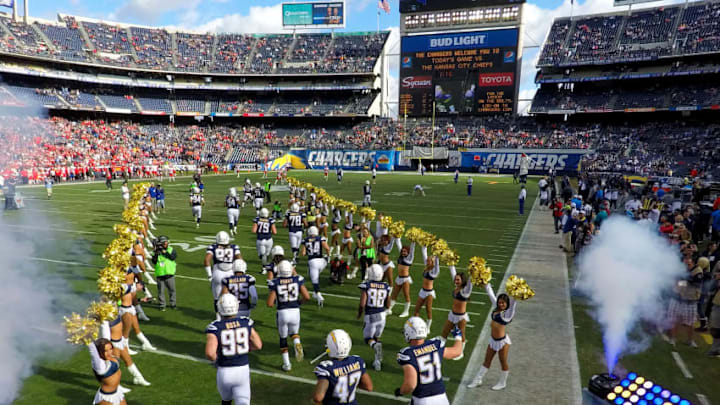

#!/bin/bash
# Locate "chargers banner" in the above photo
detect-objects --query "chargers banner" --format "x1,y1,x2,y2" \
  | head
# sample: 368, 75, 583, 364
460, 149, 589, 174
288, 150, 395, 170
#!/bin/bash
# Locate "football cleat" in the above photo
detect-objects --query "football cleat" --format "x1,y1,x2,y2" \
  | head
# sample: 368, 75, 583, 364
294, 342, 304, 362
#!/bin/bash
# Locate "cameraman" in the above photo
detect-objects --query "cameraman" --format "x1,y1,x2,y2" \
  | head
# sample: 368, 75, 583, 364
151, 236, 177, 311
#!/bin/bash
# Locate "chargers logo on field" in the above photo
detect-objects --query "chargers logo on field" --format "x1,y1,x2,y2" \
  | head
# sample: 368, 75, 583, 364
503, 51, 515, 63
401, 56, 412, 68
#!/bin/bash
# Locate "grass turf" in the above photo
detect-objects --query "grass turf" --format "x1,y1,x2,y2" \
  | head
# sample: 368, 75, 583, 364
6, 171, 534, 405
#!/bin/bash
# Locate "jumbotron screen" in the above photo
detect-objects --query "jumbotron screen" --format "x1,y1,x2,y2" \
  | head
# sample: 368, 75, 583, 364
399, 28, 519, 116
400, 0, 525, 13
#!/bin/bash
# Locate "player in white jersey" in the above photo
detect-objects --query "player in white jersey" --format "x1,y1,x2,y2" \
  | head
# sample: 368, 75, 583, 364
283, 203, 306, 262
358, 264, 391, 370
301, 226, 331, 307
252, 208, 277, 265
189, 187, 205, 228
253, 182, 265, 215
362, 181, 372, 207
225, 188, 241, 236
205, 294, 263, 405
372, 167, 377, 184
267, 261, 311, 371
205, 231, 243, 320
242, 178, 253, 208
121, 181, 130, 209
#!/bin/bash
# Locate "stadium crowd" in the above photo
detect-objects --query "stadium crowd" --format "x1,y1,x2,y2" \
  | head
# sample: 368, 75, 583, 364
552, 171, 720, 353
2, 114, 719, 181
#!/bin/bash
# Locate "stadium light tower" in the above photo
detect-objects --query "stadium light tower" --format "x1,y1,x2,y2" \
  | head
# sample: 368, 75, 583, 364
23, 0, 28, 24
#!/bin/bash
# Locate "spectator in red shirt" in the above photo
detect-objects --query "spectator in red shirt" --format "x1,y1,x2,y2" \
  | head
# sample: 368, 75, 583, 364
551, 197, 563, 234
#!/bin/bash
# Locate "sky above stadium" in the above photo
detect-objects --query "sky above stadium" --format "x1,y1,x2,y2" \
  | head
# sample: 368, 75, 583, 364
8, 0, 685, 115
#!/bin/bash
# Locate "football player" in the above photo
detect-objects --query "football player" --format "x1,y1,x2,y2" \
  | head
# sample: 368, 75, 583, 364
357, 264, 391, 370
253, 182, 265, 215
225, 187, 241, 236
395, 317, 463, 404
252, 208, 276, 265
312, 329, 373, 405
190, 187, 205, 228
301, 226, 330, 307
205, 231, 243, 320
283, 203, 306, 262
323, 164, 329, 181
263, 245, 286, 280
205, 294, 263, 405
267, 260, 311, 371
362, 180, 372, 207
242, 178, 253, 209
221, 260, 257, 318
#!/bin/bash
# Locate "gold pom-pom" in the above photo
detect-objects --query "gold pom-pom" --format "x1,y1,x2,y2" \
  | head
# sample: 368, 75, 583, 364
389, 220, 405, 238
380, 215, 393, 229
64, 313, 99, 345
359, 207, 376, 222
405, 227, 423, 243
418, 230, 437, 247
439, 248, 459, 266
87, 301, 118, 322
505, 275, 535, 300
113, 223, 132, 237
468, 256, 492, 285
430, 238, 448, 255
97, 266, 127, 300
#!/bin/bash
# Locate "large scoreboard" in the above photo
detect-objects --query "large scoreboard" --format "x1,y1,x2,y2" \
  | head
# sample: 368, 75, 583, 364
400, 0, 525, 13
399, 28, 519, 116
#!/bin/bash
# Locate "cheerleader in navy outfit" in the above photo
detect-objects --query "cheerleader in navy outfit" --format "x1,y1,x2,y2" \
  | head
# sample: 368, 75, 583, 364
467, 282, 517, 391
89, 338, 131, 405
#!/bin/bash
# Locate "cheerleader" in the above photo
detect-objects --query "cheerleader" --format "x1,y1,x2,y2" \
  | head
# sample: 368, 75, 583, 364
413, 250, 439, 330
121, 260, 156, 354
440, 266, 472, 360
341, 210, 355, 270
466, 283, 516, 390
317, 200, 329, 238
100, 308, 150, 387
330, 205, 343, 256
376, 234, 395, 285
88, 338, 131, 404
388, 242, 416, 318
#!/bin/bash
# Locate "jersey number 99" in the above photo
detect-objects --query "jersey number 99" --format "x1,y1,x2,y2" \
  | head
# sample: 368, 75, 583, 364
220, 328, 249, 357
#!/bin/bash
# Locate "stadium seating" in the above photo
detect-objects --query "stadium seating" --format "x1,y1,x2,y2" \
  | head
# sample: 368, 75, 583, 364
538, 1, 720, 66
0, 14, 389, 75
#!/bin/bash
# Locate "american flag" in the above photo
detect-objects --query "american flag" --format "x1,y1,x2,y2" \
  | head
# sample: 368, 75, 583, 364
0, 0, 14, 8
377, 0, 390, 14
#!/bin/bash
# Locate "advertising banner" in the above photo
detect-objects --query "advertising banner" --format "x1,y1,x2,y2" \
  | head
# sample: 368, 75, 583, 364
285, 150, 396, 170
460, 149, 589, 173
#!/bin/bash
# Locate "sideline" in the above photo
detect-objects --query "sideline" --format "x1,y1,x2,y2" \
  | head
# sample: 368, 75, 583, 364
452, 195, 582, 405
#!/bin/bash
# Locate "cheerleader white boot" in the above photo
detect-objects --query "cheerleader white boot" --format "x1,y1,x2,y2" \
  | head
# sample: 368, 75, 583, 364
387, 300, 396, 315
467, 366, 489, 388
427, 319, 432, 331
492, 371, 509, 391
453, 342, 466, 360
127, 363, 151, 386
136, 333, 156, 351
399, 302, 411, 318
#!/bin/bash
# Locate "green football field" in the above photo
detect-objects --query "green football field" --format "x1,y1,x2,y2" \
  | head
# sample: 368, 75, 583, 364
5, 171, 535, 405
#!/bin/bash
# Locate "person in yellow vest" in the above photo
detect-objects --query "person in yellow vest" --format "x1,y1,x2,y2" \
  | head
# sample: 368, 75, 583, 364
151, 236, 177, 311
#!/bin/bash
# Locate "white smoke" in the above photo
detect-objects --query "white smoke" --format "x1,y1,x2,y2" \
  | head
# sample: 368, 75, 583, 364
0, 99, 74, 404
576, 216, 685, 374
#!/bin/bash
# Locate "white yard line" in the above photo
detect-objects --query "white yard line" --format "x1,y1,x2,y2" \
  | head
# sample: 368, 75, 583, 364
671, 351, 694, 379
127, 345, 410, 402
696, 394, 710, 405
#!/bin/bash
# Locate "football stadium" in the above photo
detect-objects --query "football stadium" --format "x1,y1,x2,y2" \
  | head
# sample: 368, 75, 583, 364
1, 0, 719, 404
